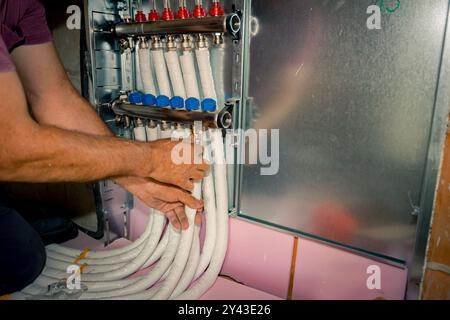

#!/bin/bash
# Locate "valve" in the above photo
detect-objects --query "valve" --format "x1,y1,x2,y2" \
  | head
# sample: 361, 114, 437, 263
162, 0, 175, 20
193, 0, 206, 18
134, 0, 146, 22
177, 0, 190, 19
209, 1, 224, 17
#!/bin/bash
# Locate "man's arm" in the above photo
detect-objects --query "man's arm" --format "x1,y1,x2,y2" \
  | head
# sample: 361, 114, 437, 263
9, 43, 205, 228
0, 68, 205, 187
10, 43, 207, 190
0, 70, 140, 181
11, 43, 113, 137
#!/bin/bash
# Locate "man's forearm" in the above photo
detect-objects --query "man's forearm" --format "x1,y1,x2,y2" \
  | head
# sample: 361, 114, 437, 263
31, 80, 114, 137
0, 122, 148, 183
31, 82, 145, 188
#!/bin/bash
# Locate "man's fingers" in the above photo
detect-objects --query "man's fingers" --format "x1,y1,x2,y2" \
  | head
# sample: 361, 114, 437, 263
166, 210, 181, 230
159, 202, 183, 213
190, 170, 205, 181
194, 211, 202, 226
174, 206, 189, 230
176, 190, 203, 209
179, 179, 194, 192
197, 163, 210, 173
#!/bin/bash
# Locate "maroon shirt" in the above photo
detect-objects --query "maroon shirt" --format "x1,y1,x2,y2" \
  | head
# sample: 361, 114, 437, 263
0, 0, 52, 72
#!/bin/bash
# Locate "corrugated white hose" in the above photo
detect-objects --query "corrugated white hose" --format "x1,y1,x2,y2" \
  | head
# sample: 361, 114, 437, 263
45, 258, 126, 275
142, 128, 199, 299
133, 124, 147, 142
165, 50, 187, 98
79, 238, 167, 296
140, 227, 169, 268
145, 123, 159, 142
153, 126, 194, 281
211, 46, 225, 108
138, 45, 157, 94
180, 51, 200, 99
175, 129, 228, 300
107, 284, 161, 300
195, 48, 217, 101
42, 213, 165, 282
151, 182, 200, 300
193, 134, 217, 279
170, 224, 200, 298
79, 226, 181, 300
45, 216, 155, 266
45, 216, 152, 260
152, 49, 172, 97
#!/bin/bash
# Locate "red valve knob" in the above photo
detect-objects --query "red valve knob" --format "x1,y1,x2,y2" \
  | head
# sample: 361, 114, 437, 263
148, 9, 160, 21
135, 10, 147, 22
209, 1, 224, 17
162, 7, 175, 20
193, 5, 206, 18
177, 7, 190, 19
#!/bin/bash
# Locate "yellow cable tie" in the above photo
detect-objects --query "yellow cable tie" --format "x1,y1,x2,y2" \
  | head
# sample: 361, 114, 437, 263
79, 263, 88, 274
73, 248, 90, 264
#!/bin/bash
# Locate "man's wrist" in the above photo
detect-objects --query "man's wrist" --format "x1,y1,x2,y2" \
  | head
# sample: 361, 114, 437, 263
114, 176, 141, 189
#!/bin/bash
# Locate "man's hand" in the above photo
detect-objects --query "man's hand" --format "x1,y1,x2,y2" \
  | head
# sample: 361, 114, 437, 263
139, 139, 210, 192
116, 176, 203, 230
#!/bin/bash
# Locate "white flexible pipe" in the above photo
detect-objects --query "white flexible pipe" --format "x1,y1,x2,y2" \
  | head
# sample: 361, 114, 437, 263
138, 44, 157, 94
106, 284, 161, 300
53, 228, 169, 294
43, 214, 165, 282
152, 49, 172, 97
45, 257, 125, 274
164, 50, 187, 98
170, 224, 200, 298
160, 126, 173, 139
194, 135, 217, 279
175, 129, 228, 300
45, 213, 153, 259
80, 226, 180, 299
133, 124, 147, 142
180, 51, 200, 99
151, 182, 200, 300
145, 124, 159, 142
195, 48, 217, 101
141, 224, 169, 268
211, 46, 225, 108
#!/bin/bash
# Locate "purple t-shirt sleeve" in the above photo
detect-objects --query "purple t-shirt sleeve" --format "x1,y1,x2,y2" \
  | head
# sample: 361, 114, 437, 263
19, 0, 53, 46
0, 0, 53, 72
0, 36, 14, 72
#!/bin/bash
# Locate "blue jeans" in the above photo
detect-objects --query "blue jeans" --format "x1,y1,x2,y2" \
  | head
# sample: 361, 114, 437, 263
0, 206, 46, 295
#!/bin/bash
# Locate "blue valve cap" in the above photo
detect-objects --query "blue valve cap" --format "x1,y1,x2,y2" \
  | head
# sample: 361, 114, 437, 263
156, 95, 170, 108
185, 97, 200, 111
170, 96, 184, 109
128, 91, 143, 104
142, 94, 156, 106
201, 98, 217, 112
